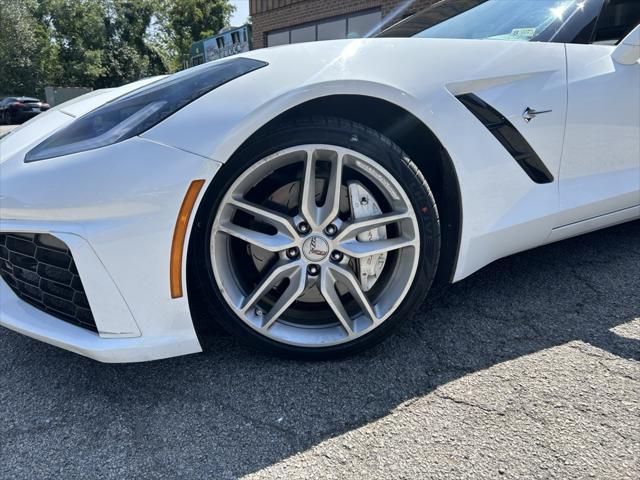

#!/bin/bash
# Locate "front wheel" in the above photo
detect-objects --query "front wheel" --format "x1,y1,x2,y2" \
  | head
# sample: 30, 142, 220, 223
192, 117, 440, 358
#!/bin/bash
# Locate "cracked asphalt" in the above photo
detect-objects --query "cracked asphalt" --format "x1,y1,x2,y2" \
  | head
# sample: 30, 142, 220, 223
1, 220, 638, 479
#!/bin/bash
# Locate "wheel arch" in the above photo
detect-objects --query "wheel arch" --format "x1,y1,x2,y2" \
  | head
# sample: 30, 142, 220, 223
187, 95, 462, 336
260, 95, 462, 289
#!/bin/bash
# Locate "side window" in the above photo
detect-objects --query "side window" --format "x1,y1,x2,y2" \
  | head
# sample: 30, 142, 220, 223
593, 0, 640, 45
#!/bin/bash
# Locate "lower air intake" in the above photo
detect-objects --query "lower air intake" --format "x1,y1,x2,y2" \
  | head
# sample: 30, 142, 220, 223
0, 233, 97, 331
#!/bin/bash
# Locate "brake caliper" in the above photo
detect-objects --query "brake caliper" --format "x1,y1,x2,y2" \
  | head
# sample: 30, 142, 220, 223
348, 182, 387, 292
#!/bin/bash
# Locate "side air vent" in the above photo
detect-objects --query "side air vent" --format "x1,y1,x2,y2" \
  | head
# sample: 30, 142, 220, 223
456, 94, 554, 184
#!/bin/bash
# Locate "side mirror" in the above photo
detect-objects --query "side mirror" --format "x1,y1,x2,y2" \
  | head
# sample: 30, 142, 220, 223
612, 24, 640, 65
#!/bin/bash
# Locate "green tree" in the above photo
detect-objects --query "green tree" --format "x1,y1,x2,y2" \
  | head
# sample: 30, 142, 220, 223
35, 0, 111, 88
102, 0, 169, 86
0, 0, 236, 97
37, 0, 169, 89
159, 0, 235, 70
0, 0, 60, 96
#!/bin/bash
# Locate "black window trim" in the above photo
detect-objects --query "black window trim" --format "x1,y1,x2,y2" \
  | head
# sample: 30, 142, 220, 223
590, 0, 640, 45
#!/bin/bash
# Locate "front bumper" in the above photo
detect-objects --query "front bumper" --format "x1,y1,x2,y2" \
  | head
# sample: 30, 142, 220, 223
0, 133, 221, 362
0, 276, 199, 363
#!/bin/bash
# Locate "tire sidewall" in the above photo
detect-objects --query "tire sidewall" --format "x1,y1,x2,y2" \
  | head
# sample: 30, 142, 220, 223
192, 118, 440, 358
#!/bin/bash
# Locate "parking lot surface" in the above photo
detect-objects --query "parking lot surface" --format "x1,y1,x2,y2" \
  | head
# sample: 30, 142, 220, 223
1, 221, 638, 479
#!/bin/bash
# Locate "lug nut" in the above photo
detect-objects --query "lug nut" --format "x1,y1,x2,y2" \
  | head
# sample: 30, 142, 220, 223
286, 247, 299, 259
325, 224, 338, 236
307, 264, 320, 276
255, 308, 264, 317
331, 251, 343, 262
297, 222, 310, 234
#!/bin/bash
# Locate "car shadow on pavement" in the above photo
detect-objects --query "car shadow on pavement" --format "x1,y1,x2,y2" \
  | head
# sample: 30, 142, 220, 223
1, 221, 638, 479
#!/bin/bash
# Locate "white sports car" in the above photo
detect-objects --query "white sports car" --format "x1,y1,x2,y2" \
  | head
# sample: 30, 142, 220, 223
1, 0, 639, 362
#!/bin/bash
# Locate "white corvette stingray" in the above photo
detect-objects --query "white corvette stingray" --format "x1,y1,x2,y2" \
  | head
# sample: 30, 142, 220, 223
1, 0, 638, 361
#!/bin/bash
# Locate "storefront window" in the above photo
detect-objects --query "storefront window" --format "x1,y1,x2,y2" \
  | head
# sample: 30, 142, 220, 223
348, 11, 383, 38
267, 30, 289, 46
291, 25, 316, 43
266, 9, 381, 47
318, 19, 347, 40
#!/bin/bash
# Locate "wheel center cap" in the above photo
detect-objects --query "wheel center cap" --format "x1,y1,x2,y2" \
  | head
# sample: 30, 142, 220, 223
302, 236, 329, 262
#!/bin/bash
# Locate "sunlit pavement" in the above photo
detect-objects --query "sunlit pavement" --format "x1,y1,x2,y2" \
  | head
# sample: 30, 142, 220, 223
1, 219, 638, 479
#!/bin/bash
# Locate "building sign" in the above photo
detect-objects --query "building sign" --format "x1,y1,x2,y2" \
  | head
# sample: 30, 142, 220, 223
204, 38, 250, 61
191, 25, 252, 66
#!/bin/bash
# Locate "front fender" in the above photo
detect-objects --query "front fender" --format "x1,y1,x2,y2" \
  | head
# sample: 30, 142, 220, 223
144, 38, 567, 282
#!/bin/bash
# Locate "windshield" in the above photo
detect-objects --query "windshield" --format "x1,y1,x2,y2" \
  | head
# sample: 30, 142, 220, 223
379, 0, 604, 44
418, 0, 581, 41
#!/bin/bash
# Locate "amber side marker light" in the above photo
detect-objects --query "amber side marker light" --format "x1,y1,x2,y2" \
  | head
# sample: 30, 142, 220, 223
170, 179, 205, 298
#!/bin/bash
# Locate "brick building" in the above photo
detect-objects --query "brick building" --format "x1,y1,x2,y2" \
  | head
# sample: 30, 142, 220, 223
249, 0, 437, 49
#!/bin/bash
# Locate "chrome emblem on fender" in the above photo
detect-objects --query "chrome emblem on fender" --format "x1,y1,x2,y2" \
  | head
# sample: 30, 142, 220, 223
522, 106, 552, 123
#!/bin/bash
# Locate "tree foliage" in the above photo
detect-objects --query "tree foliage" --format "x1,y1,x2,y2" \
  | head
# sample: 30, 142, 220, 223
0, 0, 60, 96
158, 0, 235, 69
0, 0, 235, 96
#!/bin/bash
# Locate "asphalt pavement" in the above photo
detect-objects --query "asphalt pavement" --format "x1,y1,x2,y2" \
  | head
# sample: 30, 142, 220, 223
1, 220, 638, 479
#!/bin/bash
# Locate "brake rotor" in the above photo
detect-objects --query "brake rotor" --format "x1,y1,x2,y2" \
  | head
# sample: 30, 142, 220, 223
347, 181, 387, 292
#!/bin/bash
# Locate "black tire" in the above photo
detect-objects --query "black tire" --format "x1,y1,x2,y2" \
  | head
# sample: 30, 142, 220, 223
188, 116, 441, 359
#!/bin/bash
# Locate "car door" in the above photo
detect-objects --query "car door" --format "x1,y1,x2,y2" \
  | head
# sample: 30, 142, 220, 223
557, 0, 640, 229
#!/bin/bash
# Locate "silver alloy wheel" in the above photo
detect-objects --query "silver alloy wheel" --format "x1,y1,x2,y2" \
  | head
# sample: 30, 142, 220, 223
210, 145, 420, 347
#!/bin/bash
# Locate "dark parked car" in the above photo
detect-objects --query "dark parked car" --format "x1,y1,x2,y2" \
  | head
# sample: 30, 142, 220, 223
0, 97, 50, 124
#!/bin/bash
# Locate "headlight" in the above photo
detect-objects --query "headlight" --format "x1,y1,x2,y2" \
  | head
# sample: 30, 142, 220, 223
25, 57, 267, 163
